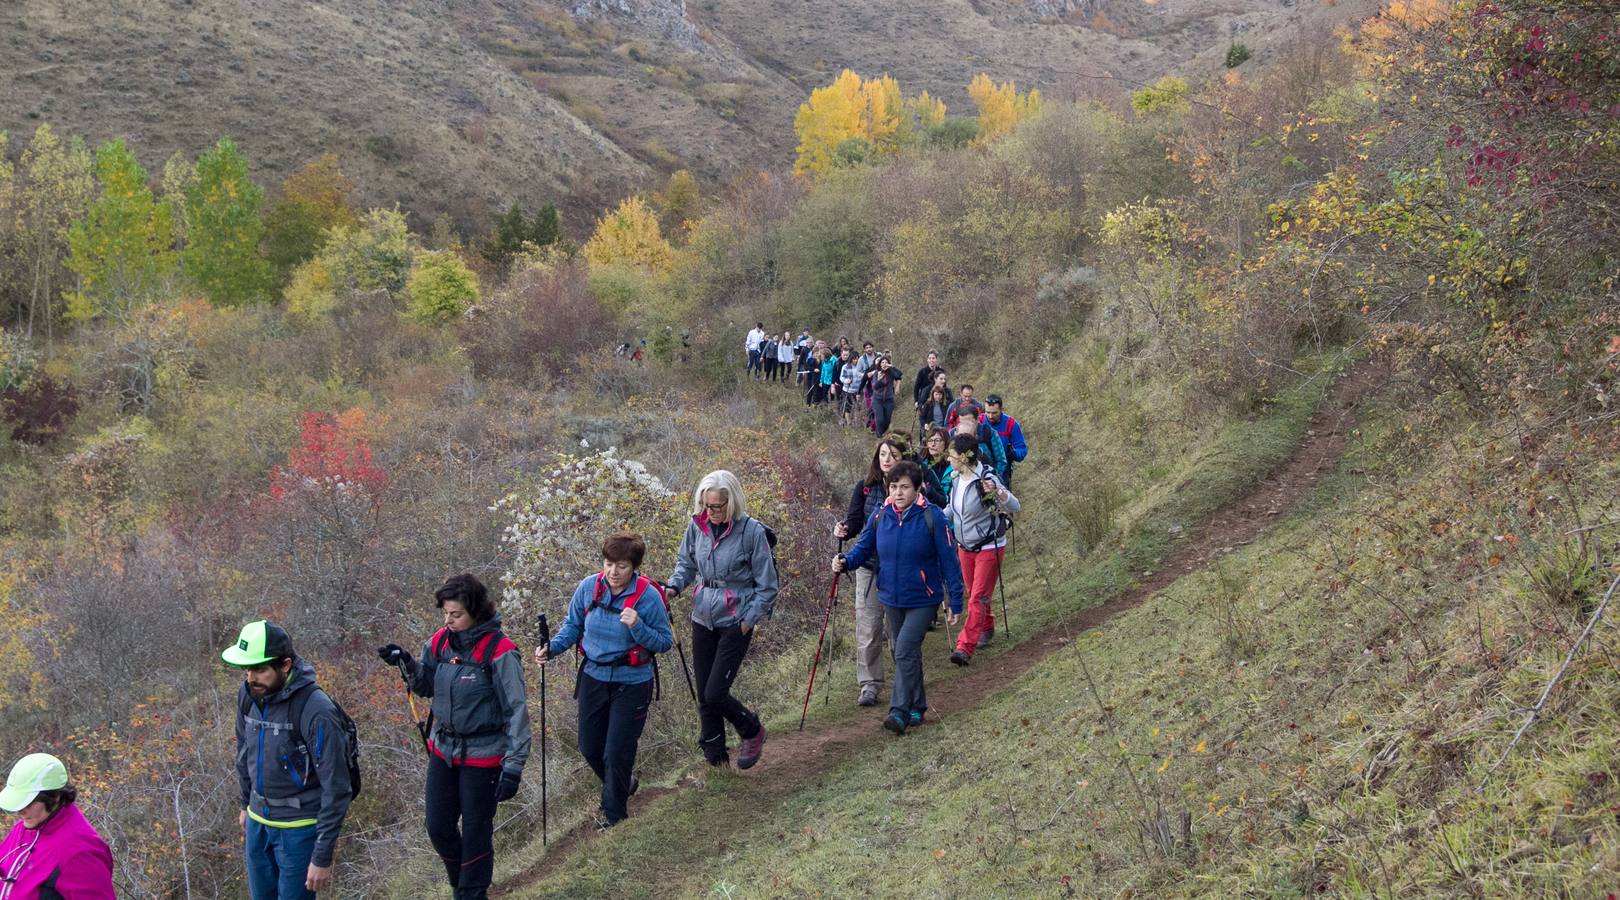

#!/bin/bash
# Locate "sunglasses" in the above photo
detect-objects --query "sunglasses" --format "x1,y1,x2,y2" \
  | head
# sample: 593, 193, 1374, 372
703, 502, 728, 511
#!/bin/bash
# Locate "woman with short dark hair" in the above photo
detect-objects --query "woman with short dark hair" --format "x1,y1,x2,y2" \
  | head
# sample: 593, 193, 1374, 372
536, 532, 673, 830
377, 574, 530, 900
833, 461, 963, 735
0, 752, 115, 898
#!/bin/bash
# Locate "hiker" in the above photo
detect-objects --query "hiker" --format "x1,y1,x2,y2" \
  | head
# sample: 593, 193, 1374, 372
920, 384, 953, 437
776, 332, 796, 384
944, 434, 1020, 663
838, 349, 862, 426
745, 322, 766, 377
817, 347, 839, 407
223, 620, 355, 898
984, 395, 1029, 488
953, 402, 1010, 483
854, 341, 878, 426
535, 533, 674, 830
760, 332, 779, 382
920, 425, 953, 506
833, 460, 962, 735
869, 355, 900, 436
666, 470, 778, 769
796, 339, 817, 391
945, 383, 978, 428
912, 351, 944, 429
0, 753, 115, 898
377, 574, 530, 900
832, 436, 907, 706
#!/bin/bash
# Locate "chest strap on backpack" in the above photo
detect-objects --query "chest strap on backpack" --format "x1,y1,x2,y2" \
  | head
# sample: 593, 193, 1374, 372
573, 574, 665, 701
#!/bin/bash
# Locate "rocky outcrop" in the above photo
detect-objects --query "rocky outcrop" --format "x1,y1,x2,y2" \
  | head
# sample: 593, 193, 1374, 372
569, 0, 704, 51
1027, 0, 1106, 19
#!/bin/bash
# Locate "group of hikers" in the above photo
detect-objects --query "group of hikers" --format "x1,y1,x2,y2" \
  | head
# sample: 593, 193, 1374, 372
0, 335, 1031, 899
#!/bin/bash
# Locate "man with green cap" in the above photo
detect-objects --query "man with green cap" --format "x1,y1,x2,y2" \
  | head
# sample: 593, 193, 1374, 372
224, 620, 354, 898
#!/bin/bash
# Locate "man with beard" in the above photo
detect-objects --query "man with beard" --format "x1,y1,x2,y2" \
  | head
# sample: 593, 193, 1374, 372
225, 620, 354, 898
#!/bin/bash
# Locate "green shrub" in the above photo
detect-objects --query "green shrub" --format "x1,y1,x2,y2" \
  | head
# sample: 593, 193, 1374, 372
405, 251, 480, 322
1225, 42, 1252, 68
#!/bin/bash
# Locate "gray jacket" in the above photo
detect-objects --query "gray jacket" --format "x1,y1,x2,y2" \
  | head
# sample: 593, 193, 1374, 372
946, 461, 1020, 551
235, 658, 353, 867
668, 513, 779, 629
409, 616, 532, 775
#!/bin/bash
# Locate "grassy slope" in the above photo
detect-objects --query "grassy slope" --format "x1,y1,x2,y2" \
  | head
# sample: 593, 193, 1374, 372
522, 382, 1619, 898
496, 343, 1342, 897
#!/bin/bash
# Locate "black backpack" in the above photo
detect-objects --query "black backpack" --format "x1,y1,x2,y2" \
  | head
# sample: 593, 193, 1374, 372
240, 685, 363, 800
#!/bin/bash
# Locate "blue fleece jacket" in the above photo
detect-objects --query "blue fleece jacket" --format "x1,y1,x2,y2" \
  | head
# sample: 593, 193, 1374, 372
548, 573, 674, 684
842, 498, 964, 614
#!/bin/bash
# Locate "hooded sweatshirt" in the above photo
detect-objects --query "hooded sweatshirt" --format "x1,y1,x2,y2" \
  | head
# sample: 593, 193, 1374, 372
668, 514, 779, 629
234, 657, 354, 867
411, 615, 532, 775
0, 803, 114, 900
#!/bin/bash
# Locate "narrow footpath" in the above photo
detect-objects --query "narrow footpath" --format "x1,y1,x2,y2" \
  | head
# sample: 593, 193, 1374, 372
497, 360, 1382, 894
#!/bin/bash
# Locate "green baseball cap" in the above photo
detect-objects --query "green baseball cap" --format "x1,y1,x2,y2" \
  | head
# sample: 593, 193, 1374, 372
0, 753, 68, 812
221, 620, 295, 667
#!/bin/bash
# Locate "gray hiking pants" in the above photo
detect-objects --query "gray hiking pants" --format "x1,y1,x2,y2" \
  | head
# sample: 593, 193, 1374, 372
854, 567, 886, 691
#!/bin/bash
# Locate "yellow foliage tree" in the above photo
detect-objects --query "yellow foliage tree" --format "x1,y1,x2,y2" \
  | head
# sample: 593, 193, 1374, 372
0, 569, 49, 714
968, 73, 1043, 144
583, 196, 673, 273
793, 70, 943, 174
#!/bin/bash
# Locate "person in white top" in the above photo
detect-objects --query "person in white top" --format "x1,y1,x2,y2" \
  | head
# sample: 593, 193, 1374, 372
744, 323, 766, 378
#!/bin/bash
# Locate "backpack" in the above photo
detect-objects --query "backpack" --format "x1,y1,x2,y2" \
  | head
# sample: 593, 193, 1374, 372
240, 684, 363, 800
578, 574, 670, 699
966, 466, 1011, 552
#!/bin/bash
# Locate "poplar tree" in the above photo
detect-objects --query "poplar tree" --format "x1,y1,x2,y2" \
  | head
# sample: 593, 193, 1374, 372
184, 138, 271, 306
63, 138, 176, 321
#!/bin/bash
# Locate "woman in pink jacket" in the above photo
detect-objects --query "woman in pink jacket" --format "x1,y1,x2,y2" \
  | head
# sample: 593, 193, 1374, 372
0, 753, 114, 899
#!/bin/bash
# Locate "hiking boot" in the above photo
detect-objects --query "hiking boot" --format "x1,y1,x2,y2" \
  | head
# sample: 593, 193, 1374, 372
909, 710, 926, 727
950, 649, 971, 666
976, 629, 994, 649
706, 755, 730, 768
737, 725, 766, 770
883, 713, 908, 735
858, 685, 879, 707
593, 810, 616, 832
629, 775, 640, 797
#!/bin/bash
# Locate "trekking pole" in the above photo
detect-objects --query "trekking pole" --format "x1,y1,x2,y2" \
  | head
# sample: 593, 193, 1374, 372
655, 581, 700, 707
799, 568, 843, 731
537, 614, 552, 846
823, 538, 848, 708
394, 660, 429, 754
995, 544, 1012, 639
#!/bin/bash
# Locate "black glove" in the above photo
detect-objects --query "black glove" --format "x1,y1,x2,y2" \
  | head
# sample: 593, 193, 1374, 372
377, 644, 412, 667
494, 770, 521, 803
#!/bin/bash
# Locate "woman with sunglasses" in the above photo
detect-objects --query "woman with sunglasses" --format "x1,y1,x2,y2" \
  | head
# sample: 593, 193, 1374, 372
666, 471, 779, 769
0, 752, 115, 898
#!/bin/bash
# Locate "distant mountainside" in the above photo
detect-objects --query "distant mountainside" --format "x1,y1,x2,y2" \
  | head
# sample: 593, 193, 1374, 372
1, 0, 1375, 234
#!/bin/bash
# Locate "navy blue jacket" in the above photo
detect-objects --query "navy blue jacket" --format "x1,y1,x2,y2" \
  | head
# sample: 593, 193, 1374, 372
842, 498, 964, 614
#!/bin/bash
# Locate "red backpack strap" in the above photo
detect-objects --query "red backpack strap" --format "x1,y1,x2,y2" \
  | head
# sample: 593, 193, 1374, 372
471, 631, 501, 665
430, 627, 450, 659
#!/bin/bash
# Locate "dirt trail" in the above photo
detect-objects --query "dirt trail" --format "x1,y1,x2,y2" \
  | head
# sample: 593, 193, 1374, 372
497, 361, 1381, 893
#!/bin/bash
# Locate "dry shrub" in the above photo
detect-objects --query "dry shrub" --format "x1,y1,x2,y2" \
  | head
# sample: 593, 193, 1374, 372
461, 258, 610, 384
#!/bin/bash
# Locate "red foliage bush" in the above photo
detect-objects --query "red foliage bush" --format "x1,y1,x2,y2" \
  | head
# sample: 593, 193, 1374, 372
269, 411, 389, 499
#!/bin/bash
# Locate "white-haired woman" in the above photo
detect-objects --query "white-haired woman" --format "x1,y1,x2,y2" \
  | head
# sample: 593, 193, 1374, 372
665, 470, 779, 769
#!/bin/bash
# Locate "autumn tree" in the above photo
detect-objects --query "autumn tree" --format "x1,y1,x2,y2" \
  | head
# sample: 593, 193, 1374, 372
793, 71, 945, 174
263, 153, 357, 283
12, 125, 94, 342
63, 138, 177, 321
968, 74, 1043, 145
184, 138, 271, 306
404, 251, 480, 322
583, 196, 672, 273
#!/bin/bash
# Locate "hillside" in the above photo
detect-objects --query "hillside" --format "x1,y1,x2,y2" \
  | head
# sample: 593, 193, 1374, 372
1, 0, 1375, 232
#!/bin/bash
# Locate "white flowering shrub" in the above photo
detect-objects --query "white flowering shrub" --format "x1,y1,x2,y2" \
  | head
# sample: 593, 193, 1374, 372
494, 446, 683, 618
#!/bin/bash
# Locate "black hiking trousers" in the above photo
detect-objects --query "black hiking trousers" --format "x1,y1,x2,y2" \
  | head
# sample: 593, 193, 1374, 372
690, 621, 761, 764
577, 673, 653, 823
425, 754, 501, 900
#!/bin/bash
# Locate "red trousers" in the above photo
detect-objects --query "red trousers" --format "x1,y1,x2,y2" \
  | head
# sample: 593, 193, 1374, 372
954, 546, 1003, 656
